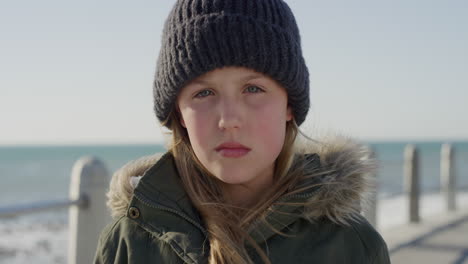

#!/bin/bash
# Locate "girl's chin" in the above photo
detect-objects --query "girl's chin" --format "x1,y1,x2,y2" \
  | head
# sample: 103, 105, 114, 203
213, 173, 256, 185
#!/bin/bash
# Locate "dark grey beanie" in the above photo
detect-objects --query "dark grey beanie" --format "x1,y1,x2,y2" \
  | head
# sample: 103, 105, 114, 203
153, 0, 310, 128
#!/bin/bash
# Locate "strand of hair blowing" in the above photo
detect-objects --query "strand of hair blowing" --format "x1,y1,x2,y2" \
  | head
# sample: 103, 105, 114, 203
164, 111, 301, 264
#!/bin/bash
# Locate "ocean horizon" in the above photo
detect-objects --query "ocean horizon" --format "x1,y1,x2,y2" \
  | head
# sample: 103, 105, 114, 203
1, 140, 467, 204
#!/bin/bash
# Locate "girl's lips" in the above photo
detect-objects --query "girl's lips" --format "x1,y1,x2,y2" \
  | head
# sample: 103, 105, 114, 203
217, 148, 251, 158
215, 141, 250, 151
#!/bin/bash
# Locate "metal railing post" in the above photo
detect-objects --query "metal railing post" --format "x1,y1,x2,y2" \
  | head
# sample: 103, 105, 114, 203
404, 144, 420, 223
68, 156, 110, 264
441, 143, 456, 211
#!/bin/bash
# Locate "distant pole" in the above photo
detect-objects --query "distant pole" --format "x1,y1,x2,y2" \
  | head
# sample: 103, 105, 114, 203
404, 144, 420, 223
441, 143, 456, 211
363, 147, 378, 229
68, 156, 111, 264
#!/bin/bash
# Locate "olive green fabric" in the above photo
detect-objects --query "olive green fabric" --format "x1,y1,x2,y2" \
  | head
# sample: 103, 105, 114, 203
94, 136, 391, 263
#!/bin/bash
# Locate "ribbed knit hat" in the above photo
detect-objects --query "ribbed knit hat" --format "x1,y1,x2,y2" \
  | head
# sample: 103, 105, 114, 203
153, 0, 310, 128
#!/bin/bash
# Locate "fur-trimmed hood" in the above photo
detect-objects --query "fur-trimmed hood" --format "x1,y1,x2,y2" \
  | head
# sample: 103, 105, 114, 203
106, 134, 378, 228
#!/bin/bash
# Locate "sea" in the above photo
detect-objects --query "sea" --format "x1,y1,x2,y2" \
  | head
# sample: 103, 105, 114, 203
1, 141, 467, 263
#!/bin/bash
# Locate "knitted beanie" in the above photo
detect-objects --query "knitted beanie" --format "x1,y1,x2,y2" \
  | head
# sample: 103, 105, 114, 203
153, 0, 310, 128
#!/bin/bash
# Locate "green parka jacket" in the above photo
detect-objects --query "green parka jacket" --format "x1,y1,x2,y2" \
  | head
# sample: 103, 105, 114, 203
94, 135, 390, 263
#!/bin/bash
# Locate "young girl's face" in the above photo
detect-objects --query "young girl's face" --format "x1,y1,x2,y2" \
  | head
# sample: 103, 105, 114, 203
177, 66, 292, 188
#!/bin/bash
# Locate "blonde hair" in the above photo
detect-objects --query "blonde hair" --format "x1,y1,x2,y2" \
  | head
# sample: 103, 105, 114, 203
162, 109, 311, 264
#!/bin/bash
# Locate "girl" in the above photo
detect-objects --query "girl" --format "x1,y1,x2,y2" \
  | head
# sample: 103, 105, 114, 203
94, 0, 390, 263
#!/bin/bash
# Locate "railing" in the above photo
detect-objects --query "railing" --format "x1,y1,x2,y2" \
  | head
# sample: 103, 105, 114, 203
0, 197, 88, 218
0, 156, 111, 264
362, 143, 462, 228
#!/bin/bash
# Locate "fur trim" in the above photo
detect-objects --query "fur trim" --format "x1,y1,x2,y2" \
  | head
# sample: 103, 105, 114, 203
295, 133, 378, 226
106, 134, 378, 225
106, 153, 163, 219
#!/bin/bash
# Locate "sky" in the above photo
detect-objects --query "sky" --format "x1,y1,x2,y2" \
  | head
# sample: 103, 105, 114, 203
1, 0, 467, 145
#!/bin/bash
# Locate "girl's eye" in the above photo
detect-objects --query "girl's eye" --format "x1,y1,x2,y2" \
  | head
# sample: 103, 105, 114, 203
194, 89, 214, 98
193, 86, 263, 98
245, 85, 264, 93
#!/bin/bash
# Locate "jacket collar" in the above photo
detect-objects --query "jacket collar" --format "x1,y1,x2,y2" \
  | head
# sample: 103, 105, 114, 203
106, 134, 377, 243
131, 151, 203, 226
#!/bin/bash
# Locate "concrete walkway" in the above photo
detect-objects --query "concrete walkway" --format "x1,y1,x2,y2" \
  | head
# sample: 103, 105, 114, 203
380, 208, 468, 264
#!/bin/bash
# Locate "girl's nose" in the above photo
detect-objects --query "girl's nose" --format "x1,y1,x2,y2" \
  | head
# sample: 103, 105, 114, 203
218, 100, 243, 131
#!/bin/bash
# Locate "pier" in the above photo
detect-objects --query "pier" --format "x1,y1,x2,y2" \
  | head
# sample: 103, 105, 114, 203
382, 207, 468, 263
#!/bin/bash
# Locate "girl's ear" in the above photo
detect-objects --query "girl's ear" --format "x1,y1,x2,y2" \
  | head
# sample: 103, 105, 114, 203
176, 105, 187, 128
180, 116, 186, 128
286, 106, 293, 121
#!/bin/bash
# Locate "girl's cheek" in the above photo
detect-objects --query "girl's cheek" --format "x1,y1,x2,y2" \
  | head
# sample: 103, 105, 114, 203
246, 94, 268, 107
190, 100, 216, 112
248, 96, 285, 115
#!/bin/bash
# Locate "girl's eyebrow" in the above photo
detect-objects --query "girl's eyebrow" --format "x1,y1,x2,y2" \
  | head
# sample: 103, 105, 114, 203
191, 73, 265, 86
